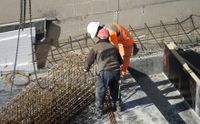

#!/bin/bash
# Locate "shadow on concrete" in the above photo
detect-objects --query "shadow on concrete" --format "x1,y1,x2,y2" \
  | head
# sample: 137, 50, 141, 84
122, 86, 142, 103
35, 22, 61, 68
156, 80, 186, 100
127, 67, 188, 124
123, 96, 153, 110
165, 95, 183, 100
160, 87, 177, 94
121, 82, 137, 90
155, 80, 173, 87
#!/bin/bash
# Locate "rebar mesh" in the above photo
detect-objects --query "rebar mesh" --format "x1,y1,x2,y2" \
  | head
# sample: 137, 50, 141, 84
129, 15, 200, 54
41, 15, 200, 67
0, 52, 96, 123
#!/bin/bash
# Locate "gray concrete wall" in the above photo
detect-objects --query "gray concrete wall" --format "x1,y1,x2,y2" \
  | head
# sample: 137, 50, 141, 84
0, 0, 200, 41
129, 53, 164, 75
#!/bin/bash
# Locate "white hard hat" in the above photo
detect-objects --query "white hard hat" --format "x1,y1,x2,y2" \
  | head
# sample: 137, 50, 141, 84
87, 22, 100, 38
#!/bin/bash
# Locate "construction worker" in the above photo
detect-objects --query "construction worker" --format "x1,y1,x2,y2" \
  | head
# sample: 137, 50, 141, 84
84, 28, 122, 115
87, 22, 134, 78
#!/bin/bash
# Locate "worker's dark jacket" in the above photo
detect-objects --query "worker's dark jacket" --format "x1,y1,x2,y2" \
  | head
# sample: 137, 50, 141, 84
84, 39, 122, 73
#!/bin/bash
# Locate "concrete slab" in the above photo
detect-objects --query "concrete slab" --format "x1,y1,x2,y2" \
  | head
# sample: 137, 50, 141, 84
67, 73, 166, 124
67, 72, 200, 124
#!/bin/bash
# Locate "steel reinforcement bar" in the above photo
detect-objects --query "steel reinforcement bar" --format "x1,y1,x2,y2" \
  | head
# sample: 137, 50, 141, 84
37, 14, 200, 67
0, 52, 96, 123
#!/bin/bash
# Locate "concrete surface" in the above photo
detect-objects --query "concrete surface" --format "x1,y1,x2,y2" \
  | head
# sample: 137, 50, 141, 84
0, 77, 23, 106
67, 53, 200, 123
130, 52, 164, 75
68, 72, 200, 124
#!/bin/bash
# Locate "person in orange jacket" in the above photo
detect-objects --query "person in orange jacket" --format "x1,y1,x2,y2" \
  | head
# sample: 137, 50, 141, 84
87, 22, 134, 78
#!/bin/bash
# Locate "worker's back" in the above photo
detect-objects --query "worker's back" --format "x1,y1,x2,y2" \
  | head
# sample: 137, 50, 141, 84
84, 39, 121, 73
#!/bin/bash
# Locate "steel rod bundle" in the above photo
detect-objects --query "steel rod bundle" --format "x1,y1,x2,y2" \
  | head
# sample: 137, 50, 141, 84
0, 52, 96, 123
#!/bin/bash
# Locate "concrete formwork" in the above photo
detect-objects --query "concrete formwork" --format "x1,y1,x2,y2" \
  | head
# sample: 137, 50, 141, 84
163, 42, 200, 116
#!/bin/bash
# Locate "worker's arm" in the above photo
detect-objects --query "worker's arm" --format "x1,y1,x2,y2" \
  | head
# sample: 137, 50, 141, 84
84, 49, 96, 72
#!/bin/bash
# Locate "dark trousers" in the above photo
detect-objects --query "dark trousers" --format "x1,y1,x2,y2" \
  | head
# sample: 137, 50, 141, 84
95, 69, 120, 109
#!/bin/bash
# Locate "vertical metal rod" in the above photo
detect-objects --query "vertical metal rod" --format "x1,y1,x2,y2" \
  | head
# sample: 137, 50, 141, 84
190, 16, 200, 37
69, 36, 74, 51
160, 20, 177, 44
57, 46, 67, 56
90, 37, 96, 44
116, 0, 120, 23
55, 47, 63, 57
129, 25, 147, 51
47, 58, 54, 66
85, 33, 91, 51
145, 23, 162, 48
176, 18, 193, 42
23, 0, 26, 30
20, 0, 23, 28
77, 40, 84, 54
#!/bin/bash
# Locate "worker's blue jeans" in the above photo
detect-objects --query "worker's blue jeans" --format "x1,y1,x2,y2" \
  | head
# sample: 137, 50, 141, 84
95, 69, 120, 110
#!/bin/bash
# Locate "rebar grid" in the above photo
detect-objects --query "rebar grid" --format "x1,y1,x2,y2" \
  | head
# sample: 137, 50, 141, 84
41, 15, 200, 67
0, 52, 96, 123
129, 15, 200, 54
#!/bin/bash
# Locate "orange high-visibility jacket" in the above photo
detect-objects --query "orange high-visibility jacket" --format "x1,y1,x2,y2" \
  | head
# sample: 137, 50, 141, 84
107, 22, 134, 77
